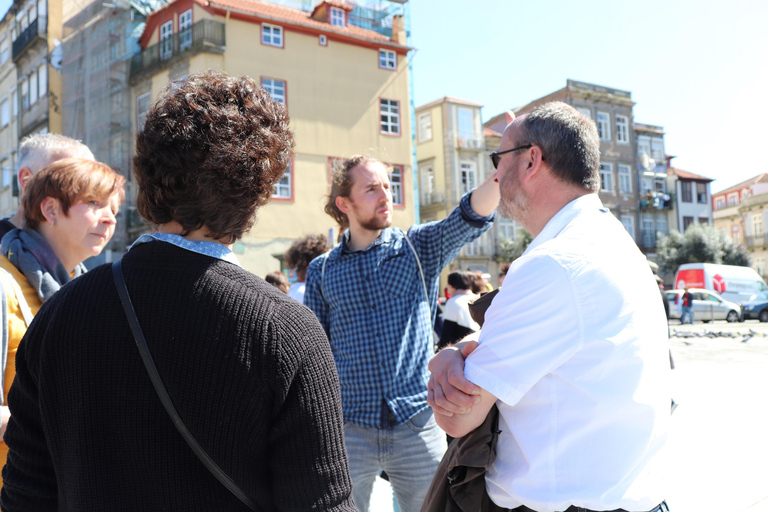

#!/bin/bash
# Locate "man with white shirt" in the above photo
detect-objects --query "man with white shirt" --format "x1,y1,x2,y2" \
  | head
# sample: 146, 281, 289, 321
427, 102, 670, 512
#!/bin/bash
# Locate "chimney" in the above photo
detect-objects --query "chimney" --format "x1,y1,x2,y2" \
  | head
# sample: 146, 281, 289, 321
390, 14, 406, 45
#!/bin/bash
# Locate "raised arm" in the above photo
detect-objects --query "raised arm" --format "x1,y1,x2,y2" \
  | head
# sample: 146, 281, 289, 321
469, 172, 501, 219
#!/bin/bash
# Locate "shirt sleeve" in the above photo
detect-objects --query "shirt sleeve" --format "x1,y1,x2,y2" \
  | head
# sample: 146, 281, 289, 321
464, 253, 581, 406
304, 256, 330, 338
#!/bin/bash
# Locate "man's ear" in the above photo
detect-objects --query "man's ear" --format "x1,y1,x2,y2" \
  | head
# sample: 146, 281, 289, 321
335, 195, 351, 215
40, 197, 60, 225
17, 167, 33, 191
523, 145, 545, 180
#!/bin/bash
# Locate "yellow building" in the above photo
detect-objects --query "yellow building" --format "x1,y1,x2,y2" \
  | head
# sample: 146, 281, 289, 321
129, 0, 413, 277
0, 8, 19, 217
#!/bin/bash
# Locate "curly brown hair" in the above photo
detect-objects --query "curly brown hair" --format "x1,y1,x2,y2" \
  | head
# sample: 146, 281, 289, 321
133, 71, 294, 243
284, 233, 330, 280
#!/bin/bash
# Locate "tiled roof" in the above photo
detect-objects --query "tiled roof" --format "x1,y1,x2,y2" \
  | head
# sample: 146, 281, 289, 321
670, 167, 713, 182
712, 173, 768, 196
415, 96, 482, 111
483, 127, 501, 137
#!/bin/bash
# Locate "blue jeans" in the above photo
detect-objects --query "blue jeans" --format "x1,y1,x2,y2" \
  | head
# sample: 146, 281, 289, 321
344, 407, 447, 512
681, 305, 694, 324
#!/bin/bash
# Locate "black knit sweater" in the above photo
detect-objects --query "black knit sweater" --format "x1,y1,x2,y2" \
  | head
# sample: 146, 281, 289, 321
0, 242, 355, 511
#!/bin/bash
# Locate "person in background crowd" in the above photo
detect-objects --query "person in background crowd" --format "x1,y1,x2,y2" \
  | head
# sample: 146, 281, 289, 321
467, 271, 485, 295
265, 271, 290, 293
0, 134, 95, 239
1, 71, 355, 512
498, 262, 511, 288
681, 287, 694, 324
0, 158, 124, 490
284, 233, 330, 304
304, 154, 498, 512
438, 271, 480, 350
428, 102, 669, 512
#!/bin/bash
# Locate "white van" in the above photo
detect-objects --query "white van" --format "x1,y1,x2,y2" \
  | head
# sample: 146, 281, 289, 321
674, 263, 767, 304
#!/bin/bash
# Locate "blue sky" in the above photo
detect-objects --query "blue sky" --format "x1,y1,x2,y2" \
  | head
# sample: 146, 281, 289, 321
3, 0, 765, 192
409, 0, 768, 192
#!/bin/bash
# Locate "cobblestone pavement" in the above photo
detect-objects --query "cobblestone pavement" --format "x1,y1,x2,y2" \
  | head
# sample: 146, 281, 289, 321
369, 320, 768, 512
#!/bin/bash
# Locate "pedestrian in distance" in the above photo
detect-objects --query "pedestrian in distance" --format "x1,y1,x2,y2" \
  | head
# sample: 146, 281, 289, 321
284, 233, 330, 304
265, 271, 290, 293
438, 271, 480, 351
0, 71, 355, 512
681, 287, 694, 324
304, 154, 499, 512
428, 102, 670, 512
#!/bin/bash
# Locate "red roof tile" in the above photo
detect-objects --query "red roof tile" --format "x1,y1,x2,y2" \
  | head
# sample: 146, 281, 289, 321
712, 173, 768, 196
669, 167, 713, 182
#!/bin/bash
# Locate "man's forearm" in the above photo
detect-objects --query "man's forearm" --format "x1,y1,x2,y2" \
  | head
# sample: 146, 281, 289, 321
469, 173, 500, 218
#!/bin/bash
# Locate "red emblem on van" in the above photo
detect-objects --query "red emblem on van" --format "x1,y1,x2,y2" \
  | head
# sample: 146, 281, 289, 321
713, 274, 726, 294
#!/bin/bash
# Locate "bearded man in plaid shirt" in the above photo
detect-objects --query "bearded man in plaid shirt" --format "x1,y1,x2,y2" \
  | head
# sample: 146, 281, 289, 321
305, 155, 499, 511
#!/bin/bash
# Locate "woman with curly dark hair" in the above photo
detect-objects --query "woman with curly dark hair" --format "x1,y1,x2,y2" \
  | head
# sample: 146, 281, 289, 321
1, 72, 355, 512
284, 233, 330, 303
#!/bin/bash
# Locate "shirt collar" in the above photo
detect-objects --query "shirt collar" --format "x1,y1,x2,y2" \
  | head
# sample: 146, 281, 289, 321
130, 233, 241, 267
340, 227, 394, 254
524, 193, 606, 256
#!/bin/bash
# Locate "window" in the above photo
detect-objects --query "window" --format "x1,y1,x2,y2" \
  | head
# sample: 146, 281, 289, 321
37, 63, 47, 98
379, 99, 399, 135
420, 165, 434, 204
683, 216, 694, 231
136, 91, 151, 131
1, 159, 10, 188
262, 24, 283, 47
715, 198, 725, 209
330, 6, 345, 27
389, 165, 403, 206
179, 10, 192, 51
0, 99, 8, 127
698, 217, 709, 225
656, 214, 667, 236
615, 115, 629, 143
727, 193, 738, 206
457, 107, 474, 141
464, 236, 484, 257
160, 21, 173, 60
460, 161, 476, 195
621, 215, 635, 240
29, 69, 37, 105
618, 164, 631, 193
577, 107, 591, 119
272, 159, 292, 199
18, 13, 27, 32
654, 177, 666, 193
28, 4, 36, 23
418, 113, 432, 142
379, 48, 396, 70
642, 215, 654, 247
319, 34, 327, 46
261, 78, 286, 104
498, 218, 516, 240
651, 139, 664, 162
20, 78, 29, 110
681, 181, 692, 202
10, 89, 16, 117
753, 214, 764, 237
110, 135, 123, 169
696, 182, 707, 203
599, 163, 613, 192
638, 137, 651, 163
596, 112, 610, 141
0, 40, 8, 64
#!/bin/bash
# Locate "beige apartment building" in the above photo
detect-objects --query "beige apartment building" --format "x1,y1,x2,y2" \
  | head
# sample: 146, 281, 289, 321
0, 8, 19, 217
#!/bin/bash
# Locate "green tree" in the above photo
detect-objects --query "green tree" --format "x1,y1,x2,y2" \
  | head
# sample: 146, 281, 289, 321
498, 229, 533, 264
657, 222, 750, 274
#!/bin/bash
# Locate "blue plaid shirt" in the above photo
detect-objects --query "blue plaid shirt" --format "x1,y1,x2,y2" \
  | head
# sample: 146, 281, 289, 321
305, 193, 495, 428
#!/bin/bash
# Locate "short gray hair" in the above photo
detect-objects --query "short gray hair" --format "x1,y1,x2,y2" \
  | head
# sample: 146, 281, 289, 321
17, 134, 94, 173
517, 102, 601, 192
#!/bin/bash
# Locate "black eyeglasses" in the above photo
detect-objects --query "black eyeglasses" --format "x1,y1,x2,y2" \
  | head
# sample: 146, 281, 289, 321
489, 144, 533, 169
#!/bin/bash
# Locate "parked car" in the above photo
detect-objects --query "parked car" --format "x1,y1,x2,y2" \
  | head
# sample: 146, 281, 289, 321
740, 292, 768, 322
665, 288, 741, 323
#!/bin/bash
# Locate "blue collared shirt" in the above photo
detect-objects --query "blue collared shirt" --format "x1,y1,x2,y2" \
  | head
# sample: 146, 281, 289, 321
305, 192, 495, 428
130, 233, 241, 266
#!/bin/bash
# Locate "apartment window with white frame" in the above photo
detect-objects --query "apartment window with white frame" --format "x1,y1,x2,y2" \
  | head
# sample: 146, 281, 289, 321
1, 159, 10, 188
179, 10, 192, 51
379, 99, 399, 134
642, 215, 655, 247
272, 162, 292, 199
638, 137, 651, 160
715, 198, 725, 210
262, 24, 283, 47
420, 165, 434, 204
418, 113, 432, 142
498, 218, 516, 240
599, 163, 613, 193
727, 193, 738, 206
615, 115, 629, 144
618, 164, 632, 193
20, 78, 29, 110
621, 215, 635, 240
753, 213, 764, 238
464, 236, 483, 257
596, 112, 610, 141
379, 49, 396, 70
28, 3, 36, 23
160, 21, 173, 60
29, 69, 38, 105
577, 107, 591, 119
0, 40, 8, 64
656, 214, 668, 236
330, 6, 345, 27
460, 161, 477, 195
136, 92, 151, 131
390, 165, 403, 206
261, 78, 286, 104
696, 182, 707, 203
457, 107, 474, 141
651, 139, 664, 162
0, 99, 8, 127
37, 63, 47, 98
10, 89, 16, 117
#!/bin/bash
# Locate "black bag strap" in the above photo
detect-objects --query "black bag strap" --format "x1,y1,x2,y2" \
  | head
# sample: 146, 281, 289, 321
111, 260, 258, 511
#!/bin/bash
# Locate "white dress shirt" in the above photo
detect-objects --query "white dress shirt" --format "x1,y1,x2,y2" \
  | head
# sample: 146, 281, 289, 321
465, 194, 669, 512
287, 281, 306, 304
442, 292, 480, 331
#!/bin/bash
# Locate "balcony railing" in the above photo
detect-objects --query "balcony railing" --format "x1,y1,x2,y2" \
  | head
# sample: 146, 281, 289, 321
12, 17, 46, 59
640, 191, 674, 210
457, 137, 484, 150
746, 234, 768, 248
130, 19, 225, 78
421, 192, 444, 206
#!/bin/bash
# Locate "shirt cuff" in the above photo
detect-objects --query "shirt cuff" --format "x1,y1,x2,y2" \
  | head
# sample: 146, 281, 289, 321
459, 192, 497, 228
465, 358, 524, 406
